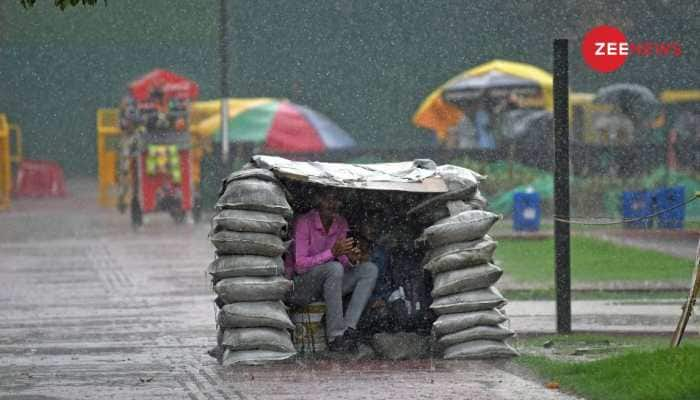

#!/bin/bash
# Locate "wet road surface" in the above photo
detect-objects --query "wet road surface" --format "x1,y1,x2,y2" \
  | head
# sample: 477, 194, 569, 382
4, 179, 664, 399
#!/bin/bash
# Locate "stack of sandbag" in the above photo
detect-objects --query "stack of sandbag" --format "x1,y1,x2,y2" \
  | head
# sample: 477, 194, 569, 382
207, 168, 296, 365
415, 165, 519, 359
408, 165, 487, 226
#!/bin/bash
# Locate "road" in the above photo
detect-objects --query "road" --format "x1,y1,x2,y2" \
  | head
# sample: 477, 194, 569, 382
4, 178, 662, 399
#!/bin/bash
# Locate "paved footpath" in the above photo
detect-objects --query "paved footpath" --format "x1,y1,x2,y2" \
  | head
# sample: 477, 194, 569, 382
7, 179, 671, 399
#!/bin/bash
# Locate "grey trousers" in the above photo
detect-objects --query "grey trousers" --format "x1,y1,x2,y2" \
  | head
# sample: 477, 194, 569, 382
287, 261, 378, 339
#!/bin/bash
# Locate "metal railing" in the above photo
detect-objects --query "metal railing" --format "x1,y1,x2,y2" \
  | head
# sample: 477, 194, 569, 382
0, 114, 11, 210
96, 108, 121, 208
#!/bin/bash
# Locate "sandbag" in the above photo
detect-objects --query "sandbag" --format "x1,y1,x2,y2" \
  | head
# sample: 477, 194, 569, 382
408, 187, 477, 218
418, 210, 501, 247
219, 328, 296, 353
437, 164, 485, 189
422, 237, 497, 274
432, 309, 507, 336
446, 200, 472, 216
414, 200, 475, 226
220, 169, 279, 193
371, 332, 431, 360
208, 256, 284, 281
431, 263, 503, 297
430, 287, 506, 315
438, 324, 515, 347
468, 190, 488, 210
221, 348, 295, 366
443, 339, 519, 359
217, 301, 294, 330
216, 178, 292, 218
214, 276, 292, 303
408, 165, 484, 217
212, 209, 288, 236
210, 231, 286, 257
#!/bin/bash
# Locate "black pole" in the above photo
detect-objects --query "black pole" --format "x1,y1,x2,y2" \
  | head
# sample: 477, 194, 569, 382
219, 0, 229, 101
219, 0, 230, 162
553, 39, 571, 333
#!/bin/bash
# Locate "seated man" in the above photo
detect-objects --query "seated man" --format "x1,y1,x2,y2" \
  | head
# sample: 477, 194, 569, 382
286, 190, 378, 352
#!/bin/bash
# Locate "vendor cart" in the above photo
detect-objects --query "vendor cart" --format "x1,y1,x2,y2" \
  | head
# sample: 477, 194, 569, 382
118, 69, 201, 227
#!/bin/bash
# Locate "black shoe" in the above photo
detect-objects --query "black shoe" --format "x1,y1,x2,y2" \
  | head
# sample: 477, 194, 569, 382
328, 332, 358, 353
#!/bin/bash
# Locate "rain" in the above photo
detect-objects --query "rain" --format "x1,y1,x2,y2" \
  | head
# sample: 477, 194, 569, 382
0, 1, 699, 399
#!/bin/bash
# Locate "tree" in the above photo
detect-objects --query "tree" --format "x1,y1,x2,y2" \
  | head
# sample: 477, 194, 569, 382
20, 0, 105, 11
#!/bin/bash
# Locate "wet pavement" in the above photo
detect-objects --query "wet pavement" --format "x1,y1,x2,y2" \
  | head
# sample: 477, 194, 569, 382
508, 300, 693, 334
588, 229, 698, 261
2, 179, 690, 399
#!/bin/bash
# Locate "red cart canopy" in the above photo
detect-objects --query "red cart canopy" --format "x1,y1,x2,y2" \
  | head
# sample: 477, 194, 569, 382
128, 69, 199, 101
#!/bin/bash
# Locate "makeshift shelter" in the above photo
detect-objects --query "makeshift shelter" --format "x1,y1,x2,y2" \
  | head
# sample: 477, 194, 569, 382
206, 155, 518, 365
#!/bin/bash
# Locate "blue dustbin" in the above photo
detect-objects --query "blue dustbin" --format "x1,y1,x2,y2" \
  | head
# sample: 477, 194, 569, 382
621, 190, 653, 229
653, 186, 685, 229
513, 191, 541, 232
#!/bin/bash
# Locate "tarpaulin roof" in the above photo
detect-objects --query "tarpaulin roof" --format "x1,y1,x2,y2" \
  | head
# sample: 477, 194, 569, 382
252, 155, 448, 193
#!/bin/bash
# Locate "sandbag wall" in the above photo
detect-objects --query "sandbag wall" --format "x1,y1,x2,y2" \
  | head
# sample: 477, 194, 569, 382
411, 165, 519, 359
207, 169, 296, 366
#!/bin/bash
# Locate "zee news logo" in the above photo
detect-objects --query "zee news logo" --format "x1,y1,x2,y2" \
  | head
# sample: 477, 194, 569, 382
582, 25, 683, 73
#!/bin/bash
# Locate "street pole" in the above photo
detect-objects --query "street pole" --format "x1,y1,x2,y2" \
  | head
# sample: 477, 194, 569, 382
553, 39, 571, 333
219, 0, 230, 162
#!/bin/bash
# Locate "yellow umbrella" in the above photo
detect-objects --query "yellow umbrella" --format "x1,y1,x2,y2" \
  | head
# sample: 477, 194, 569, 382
413, 59, 553, 141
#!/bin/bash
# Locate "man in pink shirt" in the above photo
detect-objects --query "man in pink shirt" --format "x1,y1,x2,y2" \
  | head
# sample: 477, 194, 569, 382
286, 190, 378, 352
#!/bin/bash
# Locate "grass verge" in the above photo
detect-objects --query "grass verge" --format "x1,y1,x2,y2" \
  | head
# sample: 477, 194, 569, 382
495, 236, 693, 283
517, 345, 700, 400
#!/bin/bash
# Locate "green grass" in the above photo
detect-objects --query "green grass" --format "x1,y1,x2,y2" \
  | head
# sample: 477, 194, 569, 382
517, 345, 700, 400
685, 220, 700, 230
495, 236, 693, 283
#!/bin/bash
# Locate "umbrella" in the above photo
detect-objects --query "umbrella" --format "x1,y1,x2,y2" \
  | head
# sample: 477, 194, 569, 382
195, 99, 356, 153
594, 83, 660, 123
128, 69, 199, 101
443, 71, 545, 105
504, 109, 553, 141
413, 60, 553, 141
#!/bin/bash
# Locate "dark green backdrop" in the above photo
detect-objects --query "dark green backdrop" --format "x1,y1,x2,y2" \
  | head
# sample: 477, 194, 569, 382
0, 0, 697, 175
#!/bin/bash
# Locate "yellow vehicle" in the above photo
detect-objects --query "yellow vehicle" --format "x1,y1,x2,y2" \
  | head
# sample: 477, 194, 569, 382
660, 90, 700, 131
0, 114, 23, 211
661, 89, 700, 105
660, 89, 700, 168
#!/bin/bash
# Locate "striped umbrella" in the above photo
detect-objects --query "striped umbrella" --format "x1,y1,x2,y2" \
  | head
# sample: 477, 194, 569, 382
196, 99, 356, 153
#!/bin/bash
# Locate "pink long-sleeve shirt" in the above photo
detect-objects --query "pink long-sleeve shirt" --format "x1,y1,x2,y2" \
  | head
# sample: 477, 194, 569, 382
285, 209, 350, 277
